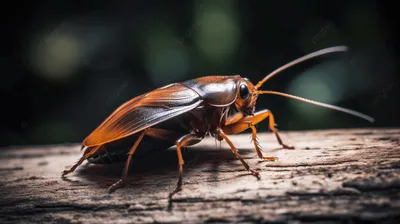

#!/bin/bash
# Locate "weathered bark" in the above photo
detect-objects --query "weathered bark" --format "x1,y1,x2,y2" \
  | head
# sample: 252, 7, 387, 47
0, 128, 399, 223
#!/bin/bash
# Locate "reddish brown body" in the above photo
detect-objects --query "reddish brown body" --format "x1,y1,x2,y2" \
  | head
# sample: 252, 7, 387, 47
62, 46, 374, 194
86, 76, 248, 164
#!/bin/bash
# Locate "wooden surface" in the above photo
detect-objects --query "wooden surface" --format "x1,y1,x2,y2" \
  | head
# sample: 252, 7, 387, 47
0, 128, 399, 223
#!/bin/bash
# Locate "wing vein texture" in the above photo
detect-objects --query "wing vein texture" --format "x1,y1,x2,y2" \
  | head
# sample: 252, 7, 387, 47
83, 83, 202, 147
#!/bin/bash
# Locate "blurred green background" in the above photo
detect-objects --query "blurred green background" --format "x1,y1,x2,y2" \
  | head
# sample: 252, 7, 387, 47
1, 0, 399, 146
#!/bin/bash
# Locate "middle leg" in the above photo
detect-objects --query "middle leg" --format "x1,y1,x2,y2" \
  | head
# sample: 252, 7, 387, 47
216, 128, 260, 178
169, 134, 203, 199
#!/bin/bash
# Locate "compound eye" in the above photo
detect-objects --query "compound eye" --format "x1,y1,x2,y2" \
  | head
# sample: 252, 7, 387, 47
239, 84, 250, 100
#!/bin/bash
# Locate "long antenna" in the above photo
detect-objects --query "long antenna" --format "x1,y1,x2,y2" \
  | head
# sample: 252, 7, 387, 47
257, 90, 375, 123
255, 46, 348, 89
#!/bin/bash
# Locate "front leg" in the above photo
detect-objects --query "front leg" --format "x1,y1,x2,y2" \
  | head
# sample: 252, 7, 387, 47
223, 109, 294, 150
222, 120, 277, 161
248, 123, 278, 161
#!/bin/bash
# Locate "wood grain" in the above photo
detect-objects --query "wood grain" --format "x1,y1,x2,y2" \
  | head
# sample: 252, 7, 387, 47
1, 128, 399, 223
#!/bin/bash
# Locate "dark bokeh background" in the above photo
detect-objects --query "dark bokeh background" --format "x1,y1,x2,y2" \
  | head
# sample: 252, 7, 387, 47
1, 0, 399, 147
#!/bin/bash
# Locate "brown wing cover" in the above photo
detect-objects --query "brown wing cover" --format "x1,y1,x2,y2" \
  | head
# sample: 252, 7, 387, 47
83, 83, 202, 147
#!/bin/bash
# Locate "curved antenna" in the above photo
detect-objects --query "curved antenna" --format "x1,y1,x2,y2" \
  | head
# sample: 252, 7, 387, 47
255, 46, 348, 89
257, 90, 375, 123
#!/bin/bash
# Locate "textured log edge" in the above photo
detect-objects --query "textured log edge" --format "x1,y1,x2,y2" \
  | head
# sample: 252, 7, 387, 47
0, 128, 399, 223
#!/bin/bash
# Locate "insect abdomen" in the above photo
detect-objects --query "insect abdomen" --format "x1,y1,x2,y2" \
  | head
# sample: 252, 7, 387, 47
86, 106, 207, 164
87, 136, 174, 164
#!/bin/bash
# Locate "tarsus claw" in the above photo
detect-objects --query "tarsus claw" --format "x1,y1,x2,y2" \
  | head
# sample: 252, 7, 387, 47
262, 157, 278, 161
249, 168, 260, 179
61, 170, 69, 177
283, 144, 295, 150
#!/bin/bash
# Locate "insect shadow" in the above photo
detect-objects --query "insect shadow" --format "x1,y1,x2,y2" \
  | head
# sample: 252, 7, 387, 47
74, 145, 256, 191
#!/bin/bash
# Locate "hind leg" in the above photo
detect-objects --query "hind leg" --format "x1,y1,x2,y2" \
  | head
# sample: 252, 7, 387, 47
62, 145, 102, 177
108, 129, 148, 193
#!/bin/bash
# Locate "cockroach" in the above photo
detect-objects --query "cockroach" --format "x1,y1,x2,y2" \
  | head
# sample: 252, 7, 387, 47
62, 46, 374, 194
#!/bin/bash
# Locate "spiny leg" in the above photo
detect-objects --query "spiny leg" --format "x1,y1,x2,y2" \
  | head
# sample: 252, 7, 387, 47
62, 145, 102, 177
263, 111, 294, 150
248, 123, 278, 161
169, 134, 202, 199
216, 128, 260, 178
224, 109, 294, 149
108, 129, 148, 193
149, 127, 193, 194
223, 119, 278, 161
